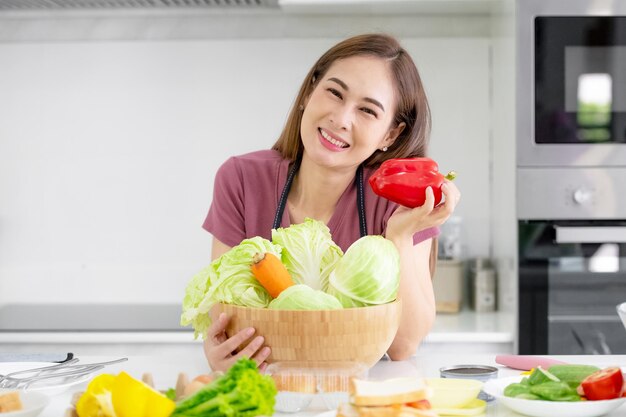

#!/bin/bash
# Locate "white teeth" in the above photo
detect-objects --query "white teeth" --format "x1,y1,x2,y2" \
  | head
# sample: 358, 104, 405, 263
320, 130, 348, 148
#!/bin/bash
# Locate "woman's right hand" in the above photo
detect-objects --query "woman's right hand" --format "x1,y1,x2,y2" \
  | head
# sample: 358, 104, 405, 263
203, 312, 271, 372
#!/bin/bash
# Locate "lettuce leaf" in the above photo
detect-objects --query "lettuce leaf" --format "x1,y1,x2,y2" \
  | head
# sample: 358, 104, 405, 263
180, 264, 218, 339
271, 218, 342, 291
181, 236, 282, 339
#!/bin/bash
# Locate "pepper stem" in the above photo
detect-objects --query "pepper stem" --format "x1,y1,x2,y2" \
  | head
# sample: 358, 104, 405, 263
445, 171, 457, 181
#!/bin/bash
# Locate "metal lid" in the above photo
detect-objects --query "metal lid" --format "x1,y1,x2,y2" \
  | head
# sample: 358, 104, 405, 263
439, 364, 499, 377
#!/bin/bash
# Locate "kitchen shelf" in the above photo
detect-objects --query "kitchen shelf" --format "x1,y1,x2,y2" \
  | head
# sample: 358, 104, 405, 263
0, 0, 503, 15
278, 0, 502, 15
0, 0, 507, 42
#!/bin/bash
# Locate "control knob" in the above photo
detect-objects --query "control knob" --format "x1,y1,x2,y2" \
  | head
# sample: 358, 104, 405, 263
572, 188, 593, 205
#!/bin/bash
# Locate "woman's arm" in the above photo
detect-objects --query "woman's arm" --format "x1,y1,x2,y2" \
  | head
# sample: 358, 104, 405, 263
386, 237, 435, 360
211, 237, 232, 260
384, 182, 461, 360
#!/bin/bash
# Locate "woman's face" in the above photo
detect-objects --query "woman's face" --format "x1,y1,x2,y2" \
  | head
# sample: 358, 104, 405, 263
300, 55, 403, 171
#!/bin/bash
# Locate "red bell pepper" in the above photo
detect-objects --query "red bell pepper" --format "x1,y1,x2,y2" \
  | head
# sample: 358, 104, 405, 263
580, 367, 624, 401
369, 158, 456, 208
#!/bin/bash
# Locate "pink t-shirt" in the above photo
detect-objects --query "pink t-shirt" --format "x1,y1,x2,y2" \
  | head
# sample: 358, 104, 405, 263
203, 150, 439, 252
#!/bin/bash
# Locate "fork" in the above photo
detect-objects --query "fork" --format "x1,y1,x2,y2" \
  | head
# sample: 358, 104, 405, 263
1, 365, 105, 389
0, 358, 80, 385
0, 357, 128, 389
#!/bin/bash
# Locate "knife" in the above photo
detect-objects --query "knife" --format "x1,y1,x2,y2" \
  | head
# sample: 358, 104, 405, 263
0, 352, 73, 363
495, 355, 567, 371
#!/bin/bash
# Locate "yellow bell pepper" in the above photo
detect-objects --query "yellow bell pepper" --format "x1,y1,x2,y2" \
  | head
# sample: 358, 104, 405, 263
76, 374, 117, 417
76, 371, 175, 417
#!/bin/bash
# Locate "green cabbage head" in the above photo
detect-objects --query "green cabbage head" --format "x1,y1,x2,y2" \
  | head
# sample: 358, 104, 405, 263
268, 284, 342, 310
327, 235, 400, 307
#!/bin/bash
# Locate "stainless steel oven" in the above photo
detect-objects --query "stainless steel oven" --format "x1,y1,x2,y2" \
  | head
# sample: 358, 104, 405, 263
518, 0, 626, 167
518, 219, 626, 354
517, 0, 626, 354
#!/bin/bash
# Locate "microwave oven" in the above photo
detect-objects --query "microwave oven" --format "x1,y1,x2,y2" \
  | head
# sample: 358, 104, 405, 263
517, 0, 626, 167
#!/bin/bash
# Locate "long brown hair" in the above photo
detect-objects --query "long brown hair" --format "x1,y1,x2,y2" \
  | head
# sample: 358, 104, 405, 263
272, 33, 431, 167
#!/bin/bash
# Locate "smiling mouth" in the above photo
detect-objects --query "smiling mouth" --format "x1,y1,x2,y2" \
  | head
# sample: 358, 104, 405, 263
319, 129, 349, 148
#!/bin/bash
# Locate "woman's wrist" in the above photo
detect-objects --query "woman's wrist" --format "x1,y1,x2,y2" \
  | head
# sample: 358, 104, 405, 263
386, 232, 413, 251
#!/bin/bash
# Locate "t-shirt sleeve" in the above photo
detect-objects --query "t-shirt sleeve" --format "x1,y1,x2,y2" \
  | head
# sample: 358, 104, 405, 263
413, 226, 440, 245
202, 157, 246, 247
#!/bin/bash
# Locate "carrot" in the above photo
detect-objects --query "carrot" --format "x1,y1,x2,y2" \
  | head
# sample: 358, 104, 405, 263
251, 252, 295, 298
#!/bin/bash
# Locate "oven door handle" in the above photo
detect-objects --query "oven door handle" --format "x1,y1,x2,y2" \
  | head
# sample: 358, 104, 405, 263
555, 226, 626, 243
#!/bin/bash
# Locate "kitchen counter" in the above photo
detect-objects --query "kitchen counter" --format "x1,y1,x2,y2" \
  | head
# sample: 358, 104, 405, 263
422, 309, 516, 354
0, 308, 516, 360
429, 309, 515, 344
37, 354, 626, 417
0, 306, 515, 348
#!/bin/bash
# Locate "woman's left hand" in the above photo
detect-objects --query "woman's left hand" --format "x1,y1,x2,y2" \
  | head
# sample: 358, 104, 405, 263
385, 181, 461, 241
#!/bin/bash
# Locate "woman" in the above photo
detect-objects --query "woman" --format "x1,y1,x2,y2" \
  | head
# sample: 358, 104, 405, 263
202, 33, 461, 372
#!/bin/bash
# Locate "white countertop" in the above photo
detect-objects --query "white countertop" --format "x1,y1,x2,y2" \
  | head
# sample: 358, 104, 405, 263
31, 353, 626, 417
0, 309, 515, 344
428, 309, 515, 343
0, 332, 196, 344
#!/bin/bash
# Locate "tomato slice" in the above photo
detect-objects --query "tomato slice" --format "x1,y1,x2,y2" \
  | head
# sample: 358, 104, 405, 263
405, 400, 431, 410
581, 367, 624, 401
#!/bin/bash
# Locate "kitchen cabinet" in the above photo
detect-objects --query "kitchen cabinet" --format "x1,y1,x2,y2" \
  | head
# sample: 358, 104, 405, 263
0, 308, 514, 358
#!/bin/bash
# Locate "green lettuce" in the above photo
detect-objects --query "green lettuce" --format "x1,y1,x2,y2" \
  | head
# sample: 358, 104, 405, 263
268, 284, 342, 310
327, 235, 400, 307
180, 264, 218, 339
181, 236, 283, 339
172, 358, 277, 417
271, 218, 342, 291
181, 222, 401, 338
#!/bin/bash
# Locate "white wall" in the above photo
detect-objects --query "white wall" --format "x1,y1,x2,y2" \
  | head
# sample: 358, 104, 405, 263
0, 15, 494, 305
490, 2, 517, 318
415, 38, 491, 261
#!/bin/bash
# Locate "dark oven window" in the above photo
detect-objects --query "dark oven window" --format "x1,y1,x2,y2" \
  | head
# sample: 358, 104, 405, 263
518, 220, 626, 354
535, 17, 626, 144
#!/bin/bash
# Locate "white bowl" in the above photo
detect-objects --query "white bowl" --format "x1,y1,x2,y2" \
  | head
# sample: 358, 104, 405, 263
483, 376, 626, 417
0, 389, 50, 417
617, 302, 626, 330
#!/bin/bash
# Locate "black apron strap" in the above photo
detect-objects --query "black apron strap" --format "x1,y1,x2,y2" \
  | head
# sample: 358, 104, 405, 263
356, 164, 367, 237
273, 160, 367, 238
272, 158, 300, 230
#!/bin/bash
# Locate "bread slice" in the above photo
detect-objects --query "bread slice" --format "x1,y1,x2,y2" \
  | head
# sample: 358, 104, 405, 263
0, 391, 23, 412
338, 403, 438, 417
350, 377, 430, 407
338, 403, 395, 417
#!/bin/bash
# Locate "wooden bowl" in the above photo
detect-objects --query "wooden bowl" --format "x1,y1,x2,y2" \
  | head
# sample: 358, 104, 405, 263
210, 300, 401, 368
